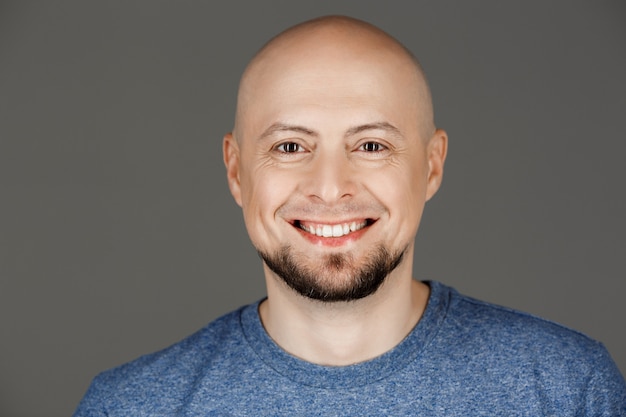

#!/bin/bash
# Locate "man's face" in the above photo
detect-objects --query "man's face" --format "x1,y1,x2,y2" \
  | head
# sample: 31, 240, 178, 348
224, 38, 445, 301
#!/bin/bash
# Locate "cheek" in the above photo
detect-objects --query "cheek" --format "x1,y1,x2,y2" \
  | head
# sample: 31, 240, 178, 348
239, 168, 298, 242
366, 163, 428, 210
242, 169, 294, 211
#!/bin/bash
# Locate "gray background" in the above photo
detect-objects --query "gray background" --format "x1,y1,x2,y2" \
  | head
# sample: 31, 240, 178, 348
1, 1, 624, 416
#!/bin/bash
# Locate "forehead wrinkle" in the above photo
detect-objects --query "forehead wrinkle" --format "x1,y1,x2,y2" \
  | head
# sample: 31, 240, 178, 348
258, 121, 405, 142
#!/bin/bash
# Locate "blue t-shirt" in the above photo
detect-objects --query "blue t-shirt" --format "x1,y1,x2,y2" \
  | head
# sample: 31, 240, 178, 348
74, 281, 626, 416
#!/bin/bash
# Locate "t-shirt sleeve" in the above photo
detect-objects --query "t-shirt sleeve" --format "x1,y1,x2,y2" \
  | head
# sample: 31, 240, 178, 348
581, 342, 626, 416
72, 375, 109, 417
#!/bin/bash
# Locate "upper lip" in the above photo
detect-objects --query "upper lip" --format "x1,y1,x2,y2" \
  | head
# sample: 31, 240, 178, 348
293, 218, 372, 225
291, 218, 376, 227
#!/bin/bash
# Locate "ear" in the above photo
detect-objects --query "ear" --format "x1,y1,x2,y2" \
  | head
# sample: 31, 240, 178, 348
425, 129, 448, 201
223, 133, 243, 207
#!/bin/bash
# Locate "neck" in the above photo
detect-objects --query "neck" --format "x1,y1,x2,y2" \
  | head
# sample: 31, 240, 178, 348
258, 261, 429, 366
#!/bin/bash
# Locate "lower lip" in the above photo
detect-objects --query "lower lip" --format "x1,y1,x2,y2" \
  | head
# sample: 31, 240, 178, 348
294, 224, 370, 247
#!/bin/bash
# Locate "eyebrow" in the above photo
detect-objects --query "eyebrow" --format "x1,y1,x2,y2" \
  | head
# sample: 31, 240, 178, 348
344, 122, 402, 138
259, 123, 318, 140
258, 121, 403, 140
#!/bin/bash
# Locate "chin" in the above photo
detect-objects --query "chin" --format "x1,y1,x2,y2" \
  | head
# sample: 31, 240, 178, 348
258, 243, 406, 302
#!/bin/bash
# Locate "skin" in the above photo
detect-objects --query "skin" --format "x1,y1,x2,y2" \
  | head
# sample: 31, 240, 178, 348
223, 16, 447, 366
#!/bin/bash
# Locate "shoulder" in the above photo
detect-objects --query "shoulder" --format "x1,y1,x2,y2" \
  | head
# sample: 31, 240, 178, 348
74, 303, 257, 415
436, 283, 625, 392
415, 282, 626, 414
111, 304, 249, 377
445, 286, 602, 356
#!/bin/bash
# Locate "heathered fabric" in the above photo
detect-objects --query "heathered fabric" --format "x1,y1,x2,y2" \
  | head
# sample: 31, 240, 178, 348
74, 281, 626, 416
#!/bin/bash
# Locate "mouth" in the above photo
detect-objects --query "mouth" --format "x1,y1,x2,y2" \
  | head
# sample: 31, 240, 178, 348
293, 219, 374, 238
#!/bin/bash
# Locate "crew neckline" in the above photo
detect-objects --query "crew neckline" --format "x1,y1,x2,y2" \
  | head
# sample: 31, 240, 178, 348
239, 281, 451, 389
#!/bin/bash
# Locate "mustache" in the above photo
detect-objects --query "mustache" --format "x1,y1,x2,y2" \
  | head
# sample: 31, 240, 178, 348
277, 201, 385, 219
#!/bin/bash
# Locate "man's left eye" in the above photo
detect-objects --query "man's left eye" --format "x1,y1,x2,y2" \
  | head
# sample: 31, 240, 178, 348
360, 142, 384, 152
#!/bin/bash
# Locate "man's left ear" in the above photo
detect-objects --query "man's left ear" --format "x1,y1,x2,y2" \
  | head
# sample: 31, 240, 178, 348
425, 129, 448, 201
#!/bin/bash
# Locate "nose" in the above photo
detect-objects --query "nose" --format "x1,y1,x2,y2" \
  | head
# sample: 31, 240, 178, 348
303, 151, 356, 204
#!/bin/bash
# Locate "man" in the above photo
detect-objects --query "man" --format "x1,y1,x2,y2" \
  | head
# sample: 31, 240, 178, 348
75, 16, 625, 415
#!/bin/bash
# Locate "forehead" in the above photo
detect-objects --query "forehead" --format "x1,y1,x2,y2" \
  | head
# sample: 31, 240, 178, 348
237, 43, 421, 137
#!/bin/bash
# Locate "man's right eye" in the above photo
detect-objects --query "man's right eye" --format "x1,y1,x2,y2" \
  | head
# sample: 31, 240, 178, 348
276, 142, 303, 153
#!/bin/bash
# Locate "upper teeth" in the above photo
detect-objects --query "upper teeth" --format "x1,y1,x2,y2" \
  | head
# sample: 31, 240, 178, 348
300, 221, 367, 237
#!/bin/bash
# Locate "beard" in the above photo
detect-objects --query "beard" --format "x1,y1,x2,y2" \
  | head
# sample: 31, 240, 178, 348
258, 244, 406, 302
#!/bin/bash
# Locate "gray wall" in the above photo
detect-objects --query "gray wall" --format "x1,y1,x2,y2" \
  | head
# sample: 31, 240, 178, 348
1, 1, 624, 416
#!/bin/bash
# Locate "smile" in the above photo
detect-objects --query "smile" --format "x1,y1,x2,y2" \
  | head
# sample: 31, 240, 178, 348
295, 220, 369, 238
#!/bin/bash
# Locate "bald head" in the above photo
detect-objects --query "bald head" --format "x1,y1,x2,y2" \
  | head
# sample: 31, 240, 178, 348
233, 16, 435, 142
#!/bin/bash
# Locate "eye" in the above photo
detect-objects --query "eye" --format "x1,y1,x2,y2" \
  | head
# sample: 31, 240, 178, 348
359, 142, 385, 152
276, 142, 304, 153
